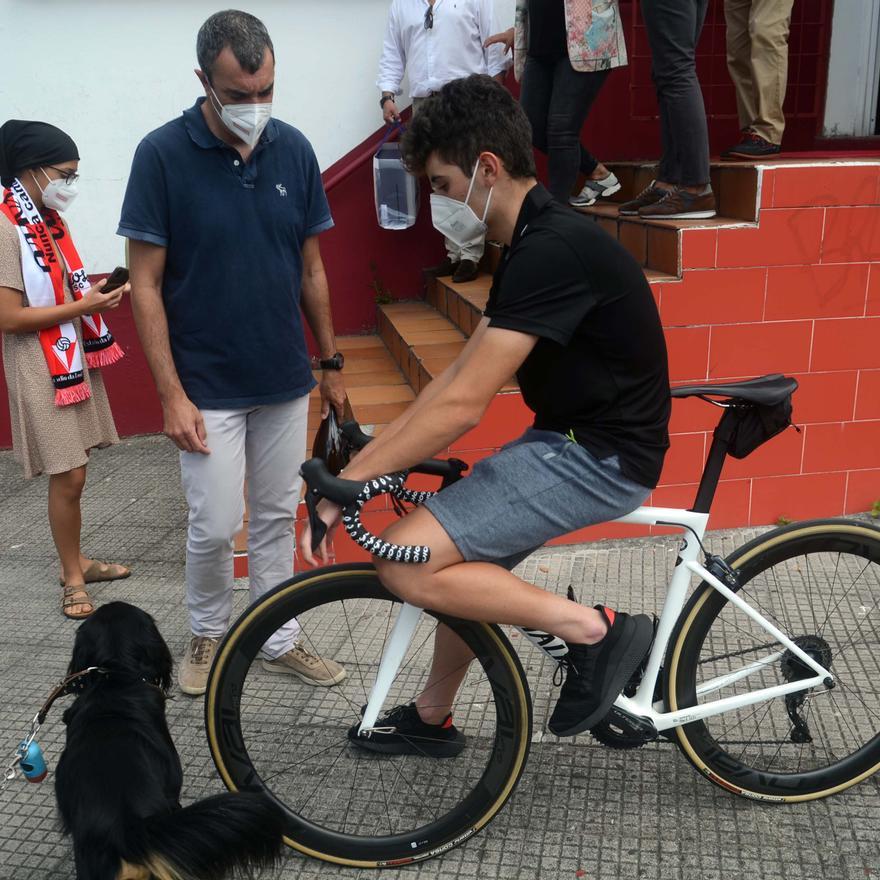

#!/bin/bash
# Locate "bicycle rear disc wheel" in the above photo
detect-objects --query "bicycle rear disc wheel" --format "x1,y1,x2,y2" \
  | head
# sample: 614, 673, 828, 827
205, 564, 532, 867
667, 519, 880, 800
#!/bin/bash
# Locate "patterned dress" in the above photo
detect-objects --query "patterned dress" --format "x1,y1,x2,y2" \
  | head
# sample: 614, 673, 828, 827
0, 221, 118, 478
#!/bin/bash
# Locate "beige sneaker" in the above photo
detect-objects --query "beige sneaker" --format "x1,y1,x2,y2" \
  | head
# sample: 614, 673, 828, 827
178, 635, 219, 696
261, 642, 346, 686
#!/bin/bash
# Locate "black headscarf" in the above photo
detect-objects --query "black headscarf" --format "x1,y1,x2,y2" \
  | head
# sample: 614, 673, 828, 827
0, 120, 80, 188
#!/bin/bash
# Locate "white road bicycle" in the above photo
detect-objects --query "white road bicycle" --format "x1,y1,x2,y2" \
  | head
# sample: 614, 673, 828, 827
205, 374, 880, 868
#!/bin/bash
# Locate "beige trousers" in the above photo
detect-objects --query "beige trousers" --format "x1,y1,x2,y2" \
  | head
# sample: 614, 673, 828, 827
724, 0, 794, 145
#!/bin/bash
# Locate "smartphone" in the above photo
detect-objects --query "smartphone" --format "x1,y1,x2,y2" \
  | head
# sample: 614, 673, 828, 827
101, 266, 129, 294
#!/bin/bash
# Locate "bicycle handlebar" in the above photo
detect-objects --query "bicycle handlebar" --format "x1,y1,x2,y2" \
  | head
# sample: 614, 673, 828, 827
300, 423, 468, 563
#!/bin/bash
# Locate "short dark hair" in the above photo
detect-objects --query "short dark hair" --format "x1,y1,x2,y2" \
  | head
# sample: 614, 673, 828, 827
196, 9, 274, 80
401, 75, 536, 180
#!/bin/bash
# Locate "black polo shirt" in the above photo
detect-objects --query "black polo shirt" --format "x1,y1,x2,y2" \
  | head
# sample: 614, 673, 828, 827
485, 184, 670, 488
117, 99, 333, 409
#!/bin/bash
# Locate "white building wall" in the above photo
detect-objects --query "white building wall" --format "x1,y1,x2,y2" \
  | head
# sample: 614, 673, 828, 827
823, 0, 880, 138
0, 0, 513, 270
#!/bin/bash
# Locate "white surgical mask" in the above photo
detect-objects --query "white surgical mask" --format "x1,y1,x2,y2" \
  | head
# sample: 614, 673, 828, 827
33, 168, 78, 212
430, 161, 493, 249
209, 85, 272, 149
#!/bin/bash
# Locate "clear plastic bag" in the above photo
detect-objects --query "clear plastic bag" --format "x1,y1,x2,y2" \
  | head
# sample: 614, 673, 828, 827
373, 125, 419, 230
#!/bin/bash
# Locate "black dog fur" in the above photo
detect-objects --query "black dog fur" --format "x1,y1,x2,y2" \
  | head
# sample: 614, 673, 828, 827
55, 602, 284, 880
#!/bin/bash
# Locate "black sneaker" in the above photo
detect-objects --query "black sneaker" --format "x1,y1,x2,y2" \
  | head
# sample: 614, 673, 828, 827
548, 606, 654, 737
347, 702, 466, 758
723, 131, 781, 160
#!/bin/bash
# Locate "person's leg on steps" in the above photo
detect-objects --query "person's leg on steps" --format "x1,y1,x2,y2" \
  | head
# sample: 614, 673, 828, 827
747, 0, 793, 146
519, 55, 554, 160
545, 58, 611, 203
641, 0, 710, 190
725, 0, 758, 133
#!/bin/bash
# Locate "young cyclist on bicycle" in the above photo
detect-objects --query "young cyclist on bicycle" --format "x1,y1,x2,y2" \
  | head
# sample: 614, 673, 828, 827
300, 74, 671, 754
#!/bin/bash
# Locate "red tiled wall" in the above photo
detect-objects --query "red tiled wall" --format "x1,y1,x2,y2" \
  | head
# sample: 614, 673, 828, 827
291, 162, 879, 563
667, 163, 880, 531
447, 163, 880, 543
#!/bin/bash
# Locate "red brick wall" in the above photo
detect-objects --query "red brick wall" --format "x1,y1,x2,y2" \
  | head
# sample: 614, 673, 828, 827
295, 161, 879, 564
448, 162, 880, 543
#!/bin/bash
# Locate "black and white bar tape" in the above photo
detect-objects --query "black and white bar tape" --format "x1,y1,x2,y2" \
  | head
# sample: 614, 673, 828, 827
341, 473, 432, 563
390, 485, 436, 505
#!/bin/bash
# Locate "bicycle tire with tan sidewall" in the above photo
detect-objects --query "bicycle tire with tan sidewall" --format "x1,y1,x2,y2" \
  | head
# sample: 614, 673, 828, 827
204, 564, 533, 867
665, 518, 880, 802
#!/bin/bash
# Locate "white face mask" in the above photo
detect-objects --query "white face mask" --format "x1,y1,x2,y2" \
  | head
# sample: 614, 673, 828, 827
33, 168, 78, 212
430, 161, 493, 249
209, 84, 272, 149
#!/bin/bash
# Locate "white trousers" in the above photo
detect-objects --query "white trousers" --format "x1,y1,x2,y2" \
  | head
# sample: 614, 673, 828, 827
180, 394, 309, 658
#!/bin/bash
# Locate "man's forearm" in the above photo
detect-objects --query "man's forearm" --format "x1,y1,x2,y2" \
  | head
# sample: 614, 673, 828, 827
130, 285, 186, 403
300, 266, 337, 357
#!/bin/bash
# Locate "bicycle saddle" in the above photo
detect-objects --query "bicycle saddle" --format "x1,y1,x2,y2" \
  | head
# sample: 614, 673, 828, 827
671, 373, 797, 406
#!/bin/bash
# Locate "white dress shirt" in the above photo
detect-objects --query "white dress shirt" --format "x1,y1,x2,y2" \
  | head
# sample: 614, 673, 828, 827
377, 0, 510, 98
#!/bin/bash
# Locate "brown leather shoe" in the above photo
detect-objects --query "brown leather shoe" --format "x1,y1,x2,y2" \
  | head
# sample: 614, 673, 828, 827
452, 259, 479, 283
638, 187, 716, 220
425, 256, 459, 277
618, 180, 668, 216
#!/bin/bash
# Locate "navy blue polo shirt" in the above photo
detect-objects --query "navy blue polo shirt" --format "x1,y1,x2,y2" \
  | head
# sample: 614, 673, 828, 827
117, 99, 333, 408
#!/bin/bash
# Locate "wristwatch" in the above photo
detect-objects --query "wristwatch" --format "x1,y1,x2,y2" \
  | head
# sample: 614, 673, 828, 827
380, 94, 396, 108
318, 352, 345, 371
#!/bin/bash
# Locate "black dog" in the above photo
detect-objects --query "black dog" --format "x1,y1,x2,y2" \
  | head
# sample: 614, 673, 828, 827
55, 602, 284, 880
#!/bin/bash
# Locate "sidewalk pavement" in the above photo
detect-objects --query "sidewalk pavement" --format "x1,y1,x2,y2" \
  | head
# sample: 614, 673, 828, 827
1, 435, 878, 880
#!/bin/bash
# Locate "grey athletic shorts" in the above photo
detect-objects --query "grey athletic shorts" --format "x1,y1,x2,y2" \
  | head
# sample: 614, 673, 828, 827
423, 428, 651, 571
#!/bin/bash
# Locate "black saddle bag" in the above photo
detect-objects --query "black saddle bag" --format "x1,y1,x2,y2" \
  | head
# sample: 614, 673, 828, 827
717, 396, 798, 460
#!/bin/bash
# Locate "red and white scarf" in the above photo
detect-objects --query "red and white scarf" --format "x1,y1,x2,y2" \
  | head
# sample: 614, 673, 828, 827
1, 178, 123, 405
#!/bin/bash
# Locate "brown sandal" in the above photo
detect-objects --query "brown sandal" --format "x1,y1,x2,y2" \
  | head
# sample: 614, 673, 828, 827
58, 560, 132, 587
61, 584, 95, 620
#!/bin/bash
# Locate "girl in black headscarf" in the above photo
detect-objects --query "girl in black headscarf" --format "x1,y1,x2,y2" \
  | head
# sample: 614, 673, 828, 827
0, 120, 132, 619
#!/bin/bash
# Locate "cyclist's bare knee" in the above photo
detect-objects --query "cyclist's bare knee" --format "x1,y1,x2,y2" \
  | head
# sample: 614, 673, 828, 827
374, 507, 463, 605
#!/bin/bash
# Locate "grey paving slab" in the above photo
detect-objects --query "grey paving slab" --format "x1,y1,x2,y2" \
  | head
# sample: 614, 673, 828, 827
1, 435, 879, 879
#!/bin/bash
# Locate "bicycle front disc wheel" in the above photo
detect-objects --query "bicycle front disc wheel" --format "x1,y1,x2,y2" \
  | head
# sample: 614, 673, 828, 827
667, 519, 880, 801
205, 564, 532, 867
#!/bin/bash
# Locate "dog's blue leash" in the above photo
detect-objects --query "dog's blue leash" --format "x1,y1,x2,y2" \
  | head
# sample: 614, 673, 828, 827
1, 666, 107, 791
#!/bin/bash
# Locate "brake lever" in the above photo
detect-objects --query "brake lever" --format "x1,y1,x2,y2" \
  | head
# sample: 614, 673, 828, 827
304, 490, 329, 553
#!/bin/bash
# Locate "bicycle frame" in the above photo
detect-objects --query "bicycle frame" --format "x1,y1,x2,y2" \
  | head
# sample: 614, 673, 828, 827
358, 505, 835, 737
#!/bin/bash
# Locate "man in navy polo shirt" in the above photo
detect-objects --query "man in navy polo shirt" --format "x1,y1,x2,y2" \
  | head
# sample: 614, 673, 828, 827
119, 10, 347, 696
